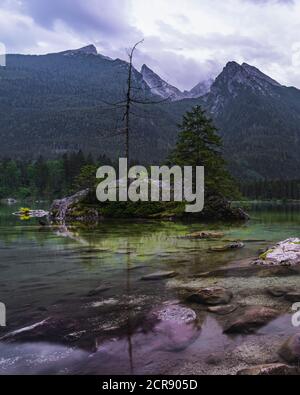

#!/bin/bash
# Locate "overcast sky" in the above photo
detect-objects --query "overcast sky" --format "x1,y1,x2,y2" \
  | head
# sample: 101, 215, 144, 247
0, 0, 299, 90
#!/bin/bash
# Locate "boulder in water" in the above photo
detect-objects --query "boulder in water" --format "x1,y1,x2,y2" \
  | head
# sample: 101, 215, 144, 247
254, 238, 300, 266
186, 287, 233, 306
185, 231, 224, 240
224, 306, 280, 334
208, 242, 245, 252
207, 304, 238, 315
278, 333, 300, 363
147, 304, 200, 352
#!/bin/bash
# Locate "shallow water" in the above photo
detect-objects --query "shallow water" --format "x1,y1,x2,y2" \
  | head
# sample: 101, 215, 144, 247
0, 202, 299, 375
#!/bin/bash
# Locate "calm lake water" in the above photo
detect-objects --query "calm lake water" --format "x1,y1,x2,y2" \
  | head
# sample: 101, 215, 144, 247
0, 202, 299, 375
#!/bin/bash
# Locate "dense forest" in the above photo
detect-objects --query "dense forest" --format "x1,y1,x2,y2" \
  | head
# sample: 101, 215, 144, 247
0, 151, 111, 200
1, 149, 299, 201
240, 180, 300, 200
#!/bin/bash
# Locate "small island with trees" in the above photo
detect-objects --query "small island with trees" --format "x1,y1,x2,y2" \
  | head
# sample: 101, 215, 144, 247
49, 106, 248, 223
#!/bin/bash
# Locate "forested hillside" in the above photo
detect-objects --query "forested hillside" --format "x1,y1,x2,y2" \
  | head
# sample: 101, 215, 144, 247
1, 47, 300, 182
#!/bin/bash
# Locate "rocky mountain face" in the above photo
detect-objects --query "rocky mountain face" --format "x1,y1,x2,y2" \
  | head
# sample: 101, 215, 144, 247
201, 61, 300, 180
141, 64, 183, 100
59, 44, 99, 56
205, 61, 282, 114
1, 45, 300, 181
141, 64, 213, 101
189, 79, 214, 97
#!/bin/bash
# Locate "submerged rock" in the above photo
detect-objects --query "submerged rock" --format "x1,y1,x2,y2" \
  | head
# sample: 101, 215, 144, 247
237, 363, 300, 376
224, 306, 280, 334
86, 285, 111, 297
141, 271, 178, 281
208, 242, 245, 252
207, 305, 238, 315
148, 304, 200, 352
258, 266, 299, 277
185, 231, 224, 240
267, 287, 294, 298
152, 304, 197, 325
254, 238, 300, 266
278, 333, 300, 363
0, 319, 50, 341
186, 287, 233, 306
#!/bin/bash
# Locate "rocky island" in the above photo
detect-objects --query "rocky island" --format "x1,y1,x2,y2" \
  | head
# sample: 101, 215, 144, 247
49, 189, 249, 223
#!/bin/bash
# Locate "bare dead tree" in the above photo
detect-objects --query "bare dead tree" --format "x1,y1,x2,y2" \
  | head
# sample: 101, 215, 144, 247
124, 40, 144, 164
98, 40, 170, 165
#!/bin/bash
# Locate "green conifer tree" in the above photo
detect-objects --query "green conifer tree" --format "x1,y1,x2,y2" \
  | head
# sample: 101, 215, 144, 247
168, 105, 239, 198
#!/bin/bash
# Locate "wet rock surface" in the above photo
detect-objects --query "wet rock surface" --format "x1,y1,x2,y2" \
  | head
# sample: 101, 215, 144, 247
186, 287, 233, 306
224, 306, 280, 334
237, 363, 300, 376
50, 189, 99, 223
207, 305, 238, 315
86, 285, 112, 297
147, 304, 201, 352
141, 271, 178, 281
267, 287, 294, 298
208, 242, 245, 253
0, 317, 79, 345
151, 304, 197, 325
185, 231, 224, 240
278, 333, 300, 363
254, 238, 300, 266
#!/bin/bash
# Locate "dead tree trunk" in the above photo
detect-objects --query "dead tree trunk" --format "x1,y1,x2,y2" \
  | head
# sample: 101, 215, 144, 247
124, 40, 143, 165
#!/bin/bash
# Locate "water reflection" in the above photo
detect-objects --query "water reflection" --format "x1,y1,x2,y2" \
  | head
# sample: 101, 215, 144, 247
0, 202, 300, 374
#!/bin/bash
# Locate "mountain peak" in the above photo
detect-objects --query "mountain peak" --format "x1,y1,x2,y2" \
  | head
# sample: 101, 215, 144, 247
213, 60, 281, 97
59, 44, 98, 56
141, 64, 183, 100
225, 60, 240, 69
76, 44, 98, 55
241, 62, 281, 87
223, 61, 280, 86
141, 64, 151, 72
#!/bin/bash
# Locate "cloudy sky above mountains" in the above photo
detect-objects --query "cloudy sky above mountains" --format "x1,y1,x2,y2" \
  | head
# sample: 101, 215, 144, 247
0, 0, 300, 90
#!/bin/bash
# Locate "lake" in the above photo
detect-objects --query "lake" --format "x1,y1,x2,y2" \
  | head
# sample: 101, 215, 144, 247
0, 202, 299, 375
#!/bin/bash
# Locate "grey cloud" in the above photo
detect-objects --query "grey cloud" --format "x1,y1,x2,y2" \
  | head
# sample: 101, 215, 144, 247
0, 0, 143, 57
133, 36, 222, 90
0, 0, 299, 89
22, 0, 131, 35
